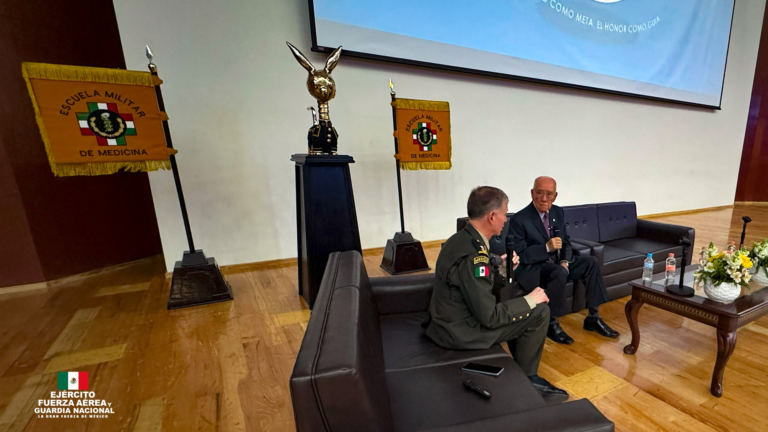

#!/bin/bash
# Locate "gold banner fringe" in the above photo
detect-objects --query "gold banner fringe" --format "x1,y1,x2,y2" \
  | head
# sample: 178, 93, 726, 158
391, 98, 450, 111
400, 161, 452, 170
51, 160, 171, 177
22, 62, 154, 87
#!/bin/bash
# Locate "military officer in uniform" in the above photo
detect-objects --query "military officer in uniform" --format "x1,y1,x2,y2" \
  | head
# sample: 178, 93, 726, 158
425, 186, 567, 396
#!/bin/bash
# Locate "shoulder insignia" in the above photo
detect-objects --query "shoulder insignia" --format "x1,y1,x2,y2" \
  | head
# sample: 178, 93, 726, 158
473, 256, 489, 265
472, 239, 489, 255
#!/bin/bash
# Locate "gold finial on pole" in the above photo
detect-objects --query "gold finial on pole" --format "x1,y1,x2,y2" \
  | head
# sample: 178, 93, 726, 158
145, 45, 157, 72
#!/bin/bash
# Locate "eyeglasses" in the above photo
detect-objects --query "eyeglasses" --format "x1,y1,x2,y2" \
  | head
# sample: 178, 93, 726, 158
534, 190, 556, 199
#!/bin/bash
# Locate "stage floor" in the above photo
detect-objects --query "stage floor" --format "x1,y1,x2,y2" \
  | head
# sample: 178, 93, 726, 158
1, 204, 767, 431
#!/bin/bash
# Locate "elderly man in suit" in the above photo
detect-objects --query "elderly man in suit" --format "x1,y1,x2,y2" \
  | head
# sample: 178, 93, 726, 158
509, 176, 619, 345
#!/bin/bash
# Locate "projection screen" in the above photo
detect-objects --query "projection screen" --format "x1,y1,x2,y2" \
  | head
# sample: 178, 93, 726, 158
309, 0, 736, 109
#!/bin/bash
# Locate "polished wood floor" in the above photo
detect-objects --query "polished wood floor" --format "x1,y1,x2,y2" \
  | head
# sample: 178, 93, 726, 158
1, 204, 767, 431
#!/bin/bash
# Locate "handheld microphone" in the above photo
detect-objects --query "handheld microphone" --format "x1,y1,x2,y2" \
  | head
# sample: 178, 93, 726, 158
740, 216, 752, 249
505, 235, 515, 284
552, 224, 561, 263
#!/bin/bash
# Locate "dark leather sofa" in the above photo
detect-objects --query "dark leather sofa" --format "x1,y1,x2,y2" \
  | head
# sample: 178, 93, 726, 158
290, 250, 614, 432
456, 201, 695, 309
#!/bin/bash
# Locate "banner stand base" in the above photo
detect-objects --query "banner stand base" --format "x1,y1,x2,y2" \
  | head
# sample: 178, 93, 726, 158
380, 232, 431, 275
168, 249, 233, 310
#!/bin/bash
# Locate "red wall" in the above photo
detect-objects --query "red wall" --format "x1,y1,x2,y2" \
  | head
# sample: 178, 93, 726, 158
736, 5, 768, 202
0, 1, 163, 287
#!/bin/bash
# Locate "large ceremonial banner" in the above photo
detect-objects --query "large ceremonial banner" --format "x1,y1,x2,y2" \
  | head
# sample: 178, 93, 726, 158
22, 62, 175, 177
392, 98, 451, 170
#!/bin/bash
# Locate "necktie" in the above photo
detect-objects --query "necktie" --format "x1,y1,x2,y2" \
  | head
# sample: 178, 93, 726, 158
542, 212, 550, 238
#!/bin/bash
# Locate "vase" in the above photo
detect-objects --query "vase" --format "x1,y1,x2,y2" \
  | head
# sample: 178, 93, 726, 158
753, 266, 768, 287
703, 280, 741, 303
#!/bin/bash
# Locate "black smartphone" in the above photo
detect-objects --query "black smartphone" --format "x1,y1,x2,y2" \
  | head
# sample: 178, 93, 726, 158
461, 362, 504, 376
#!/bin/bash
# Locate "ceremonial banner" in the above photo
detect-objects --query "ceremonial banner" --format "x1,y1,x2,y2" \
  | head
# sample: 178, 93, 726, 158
22, 62, 176, 177
392, 98, 451, 170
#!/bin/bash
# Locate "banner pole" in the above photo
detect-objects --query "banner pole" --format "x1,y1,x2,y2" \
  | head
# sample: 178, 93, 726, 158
390, 81, 406, 234
146, 48, 195, 253
145, 46, 232, 309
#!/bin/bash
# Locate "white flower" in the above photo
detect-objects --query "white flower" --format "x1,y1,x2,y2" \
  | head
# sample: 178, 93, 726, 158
744, 273, 752, 283
733, 273, 742, 284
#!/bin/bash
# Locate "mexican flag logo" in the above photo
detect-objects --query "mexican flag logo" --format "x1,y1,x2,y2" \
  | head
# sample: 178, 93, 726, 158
58, 371, 88, 390
412, 122, 437, 151
77, 102, 137, 146
474, 265, 489, 278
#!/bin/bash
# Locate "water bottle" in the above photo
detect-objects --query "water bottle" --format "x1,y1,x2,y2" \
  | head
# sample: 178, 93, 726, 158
727, 241, 736, 255
699, 246, 708, 267
642, 253, 654, 282
665, 253, 676, 280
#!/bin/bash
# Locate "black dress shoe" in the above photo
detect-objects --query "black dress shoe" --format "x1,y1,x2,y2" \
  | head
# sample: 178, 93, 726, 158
547, 320, 574, 345
583, 316, 620, 338
528, 375, 568, 397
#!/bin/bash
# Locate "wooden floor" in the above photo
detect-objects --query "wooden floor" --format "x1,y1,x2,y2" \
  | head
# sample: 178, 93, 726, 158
1, 204, 768, 431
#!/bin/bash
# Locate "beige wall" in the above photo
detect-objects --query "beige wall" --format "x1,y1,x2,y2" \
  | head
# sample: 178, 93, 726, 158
114, 0, 766, 270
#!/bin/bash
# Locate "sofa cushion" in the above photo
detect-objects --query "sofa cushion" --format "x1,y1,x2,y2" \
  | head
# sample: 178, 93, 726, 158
601, 245, 645, 275
380, 312, 509, 371
562, 205, 600, 243
386, 356, 546, 432
597, 202, 638, 243
604, 238, 683, 264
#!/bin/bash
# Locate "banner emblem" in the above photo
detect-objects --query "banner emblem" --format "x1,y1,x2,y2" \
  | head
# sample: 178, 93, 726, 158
79, 103, 137, 146
413, 122, 437, 151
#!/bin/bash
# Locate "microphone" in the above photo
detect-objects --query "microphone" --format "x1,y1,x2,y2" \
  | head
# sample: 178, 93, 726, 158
667, 236, 694, 297
552, 224, 561, 263
505, 235, 515, 284
740, 216, 752, 249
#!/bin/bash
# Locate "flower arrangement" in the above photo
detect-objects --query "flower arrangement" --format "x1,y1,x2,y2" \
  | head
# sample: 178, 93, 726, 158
748, 239, 768, 278
694, 242, 753, 287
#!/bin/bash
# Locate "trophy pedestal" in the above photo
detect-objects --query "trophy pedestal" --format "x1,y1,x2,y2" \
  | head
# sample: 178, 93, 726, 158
380, 231, 430, 275
168, 249, 233, 309
292, 154, 361, 309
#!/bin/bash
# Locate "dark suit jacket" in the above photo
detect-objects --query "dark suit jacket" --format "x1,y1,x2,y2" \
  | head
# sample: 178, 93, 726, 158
508, 202, 574, 292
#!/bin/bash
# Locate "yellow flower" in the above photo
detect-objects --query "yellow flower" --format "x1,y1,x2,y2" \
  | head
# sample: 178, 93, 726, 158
709, 252, 725, 262
741, 255, 753, 269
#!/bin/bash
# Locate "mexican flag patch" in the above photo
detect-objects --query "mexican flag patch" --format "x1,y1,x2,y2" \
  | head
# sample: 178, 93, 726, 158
474, 265, 489, 278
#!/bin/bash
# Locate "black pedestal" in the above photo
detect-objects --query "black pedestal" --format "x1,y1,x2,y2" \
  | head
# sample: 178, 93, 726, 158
292, 154, 362, 309
380, 231, 430, 275
168, 249, 233, 309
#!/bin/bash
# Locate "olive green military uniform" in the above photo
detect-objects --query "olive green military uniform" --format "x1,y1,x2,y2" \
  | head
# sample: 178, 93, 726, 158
425, 223, 550, 376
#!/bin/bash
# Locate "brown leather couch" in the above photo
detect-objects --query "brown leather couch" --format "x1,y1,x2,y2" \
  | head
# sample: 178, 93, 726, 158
456, 201, 695, 310
290, 250, 615, 432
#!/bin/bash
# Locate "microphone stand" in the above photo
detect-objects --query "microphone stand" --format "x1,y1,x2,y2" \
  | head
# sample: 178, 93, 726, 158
666, 237, 694, 297
739, 216, 752, 249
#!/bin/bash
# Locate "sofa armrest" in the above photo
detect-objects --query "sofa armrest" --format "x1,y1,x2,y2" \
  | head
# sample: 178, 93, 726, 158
637, 219, 696, 263
370, 274, 435, 315
571, 238, 605, 267
422, 399, 614, 432
570, 241, 591, 258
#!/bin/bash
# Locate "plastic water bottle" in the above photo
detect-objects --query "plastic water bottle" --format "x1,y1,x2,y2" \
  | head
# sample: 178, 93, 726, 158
727, 241, 736, 255
665, 253, 676, 280
642, 253, 654, 282
699, 246, 708, 267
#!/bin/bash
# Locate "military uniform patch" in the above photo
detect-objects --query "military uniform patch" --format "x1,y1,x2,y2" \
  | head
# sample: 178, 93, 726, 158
473, 256, 489, 265
474, 265, 489, 278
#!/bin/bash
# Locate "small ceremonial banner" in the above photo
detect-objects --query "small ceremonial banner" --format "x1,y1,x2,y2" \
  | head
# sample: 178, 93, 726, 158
392, 98, 451, 170
22, 62, 176, 177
